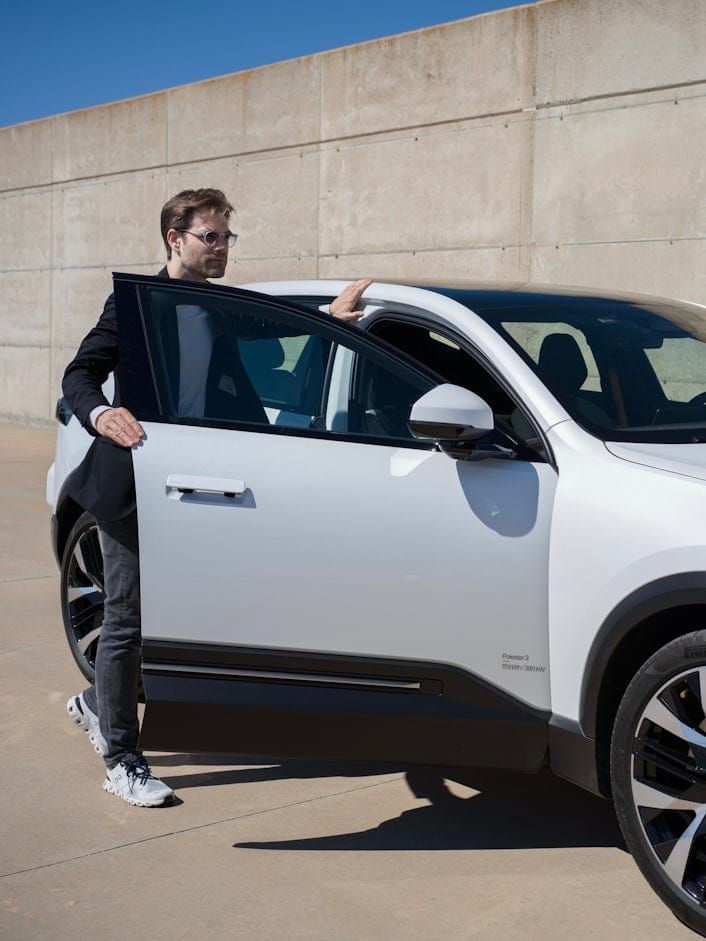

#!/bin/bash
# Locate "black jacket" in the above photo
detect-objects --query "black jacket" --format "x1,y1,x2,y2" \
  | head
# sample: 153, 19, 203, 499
62, 283, 137, 521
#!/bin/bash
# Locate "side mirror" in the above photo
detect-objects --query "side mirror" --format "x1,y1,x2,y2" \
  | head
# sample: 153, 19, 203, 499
408, 383, 494, 456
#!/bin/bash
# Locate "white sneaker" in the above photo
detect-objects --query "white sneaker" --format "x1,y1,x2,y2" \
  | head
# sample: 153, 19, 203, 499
103, 754, 174, 807
67, 692, 107, 757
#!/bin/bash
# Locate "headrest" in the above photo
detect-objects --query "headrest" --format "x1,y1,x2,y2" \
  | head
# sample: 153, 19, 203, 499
240, 338, 285, 371
537, 333, 588, 396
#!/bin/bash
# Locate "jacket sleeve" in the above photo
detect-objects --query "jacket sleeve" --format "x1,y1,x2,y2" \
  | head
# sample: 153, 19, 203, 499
62, 292, 119, 435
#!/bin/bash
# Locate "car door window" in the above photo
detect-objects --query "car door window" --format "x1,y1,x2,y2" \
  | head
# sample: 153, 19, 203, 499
119, 278, 437, 445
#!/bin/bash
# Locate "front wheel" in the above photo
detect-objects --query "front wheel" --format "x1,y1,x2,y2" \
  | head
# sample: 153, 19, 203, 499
611, 632, 706, 936
60, 511, 104, 683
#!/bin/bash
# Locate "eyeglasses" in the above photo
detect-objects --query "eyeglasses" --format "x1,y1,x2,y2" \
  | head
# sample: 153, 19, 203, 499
178, 229, 238, 248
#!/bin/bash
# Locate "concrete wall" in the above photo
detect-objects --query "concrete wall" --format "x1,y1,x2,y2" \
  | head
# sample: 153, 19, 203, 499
1, 0, 705, 423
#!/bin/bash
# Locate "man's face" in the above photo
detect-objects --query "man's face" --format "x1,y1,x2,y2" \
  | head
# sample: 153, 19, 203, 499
168, 208, 232, 281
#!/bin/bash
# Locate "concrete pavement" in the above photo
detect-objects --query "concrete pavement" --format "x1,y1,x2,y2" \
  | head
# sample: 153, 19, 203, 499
0, 422, 694, 939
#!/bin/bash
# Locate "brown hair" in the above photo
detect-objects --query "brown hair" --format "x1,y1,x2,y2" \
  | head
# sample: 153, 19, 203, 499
160, 188, 234, 258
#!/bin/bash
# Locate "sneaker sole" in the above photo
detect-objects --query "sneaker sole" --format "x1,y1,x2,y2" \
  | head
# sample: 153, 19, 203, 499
66, 696, 107, 757
102, 778, 172, 807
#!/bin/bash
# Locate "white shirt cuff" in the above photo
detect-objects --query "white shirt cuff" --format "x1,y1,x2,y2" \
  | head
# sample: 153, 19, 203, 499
89, 404, 111, 430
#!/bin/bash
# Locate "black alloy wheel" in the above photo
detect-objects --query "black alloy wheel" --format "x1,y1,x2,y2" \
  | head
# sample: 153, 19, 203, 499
60, 511, 104, 683
611, 631, 706, 937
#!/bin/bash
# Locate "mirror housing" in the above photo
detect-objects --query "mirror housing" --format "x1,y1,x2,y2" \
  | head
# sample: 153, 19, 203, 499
408, 383, 494, 455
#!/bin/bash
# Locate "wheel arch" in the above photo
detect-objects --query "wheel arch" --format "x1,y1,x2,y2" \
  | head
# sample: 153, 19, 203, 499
581, 573, 706, 795
52, 473, 86, 566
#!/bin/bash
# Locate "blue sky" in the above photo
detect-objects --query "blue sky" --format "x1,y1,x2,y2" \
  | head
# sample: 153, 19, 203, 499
0, 0, 532, 129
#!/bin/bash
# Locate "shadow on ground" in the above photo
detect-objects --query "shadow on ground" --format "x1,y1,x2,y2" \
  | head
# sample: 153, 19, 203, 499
149, 753, 404, 788
149, 755, 624, 853
237, 767, 624, 852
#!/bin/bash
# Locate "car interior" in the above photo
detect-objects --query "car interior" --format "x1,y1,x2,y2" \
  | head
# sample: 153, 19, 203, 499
366, 318, 543, 450
491, 309, 706, 434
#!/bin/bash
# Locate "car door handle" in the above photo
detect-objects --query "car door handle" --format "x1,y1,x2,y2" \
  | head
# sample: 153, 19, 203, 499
166, 474, 247, 498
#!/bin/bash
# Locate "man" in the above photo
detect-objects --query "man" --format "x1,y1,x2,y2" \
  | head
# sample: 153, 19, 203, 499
63, 188, 370, 807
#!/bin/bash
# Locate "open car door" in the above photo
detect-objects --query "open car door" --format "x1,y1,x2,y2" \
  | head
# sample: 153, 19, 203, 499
114, 273, 556, 770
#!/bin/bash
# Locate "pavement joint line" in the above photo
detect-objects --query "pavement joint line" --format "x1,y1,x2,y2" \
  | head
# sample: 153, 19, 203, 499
0, 574, 56, 584
0, 638, 64, 656
1, 645, 54, 656
1, 773, 407, 880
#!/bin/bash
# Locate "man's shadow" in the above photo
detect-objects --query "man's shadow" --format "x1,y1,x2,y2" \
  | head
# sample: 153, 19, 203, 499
149, 755, 624, 853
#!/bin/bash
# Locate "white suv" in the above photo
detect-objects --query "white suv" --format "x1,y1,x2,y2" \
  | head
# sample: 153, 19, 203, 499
48, 275, 706, 935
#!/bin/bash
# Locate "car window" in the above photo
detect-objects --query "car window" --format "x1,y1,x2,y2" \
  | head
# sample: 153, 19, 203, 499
502, 322, 601, 393
438, 290, 706, 444
124, 281, 436, 446
644, 338, 706, 403
324, 343, 435, 441
238, 332, 330, 427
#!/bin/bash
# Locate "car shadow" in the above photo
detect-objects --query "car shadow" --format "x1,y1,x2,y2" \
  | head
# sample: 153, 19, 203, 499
149, 755, 624, 852
233, 767, 625, 853
148, 753, 404, 788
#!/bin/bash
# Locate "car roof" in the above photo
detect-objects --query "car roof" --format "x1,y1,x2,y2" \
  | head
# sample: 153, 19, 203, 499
240, 278, 706, 314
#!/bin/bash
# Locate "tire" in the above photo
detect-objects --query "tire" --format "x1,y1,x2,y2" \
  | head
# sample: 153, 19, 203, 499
611, 631, 706, 936
60, 511, 104, 683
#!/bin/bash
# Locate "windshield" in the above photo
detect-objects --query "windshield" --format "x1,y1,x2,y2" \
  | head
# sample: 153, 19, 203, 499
441, 289, 706, 444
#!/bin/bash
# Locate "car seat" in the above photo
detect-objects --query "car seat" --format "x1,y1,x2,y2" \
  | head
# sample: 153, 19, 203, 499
239, 338, 302, 408
537, 333, 614, 426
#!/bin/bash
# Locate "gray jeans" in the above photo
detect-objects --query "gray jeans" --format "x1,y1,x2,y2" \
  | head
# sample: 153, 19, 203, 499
82, 510, 141, 769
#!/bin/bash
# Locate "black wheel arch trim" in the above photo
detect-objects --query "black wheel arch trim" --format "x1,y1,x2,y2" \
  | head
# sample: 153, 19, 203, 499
50, 513, 60, 568
51, 470, 86, 566
580, 571, 706, 740
548, 714, 601, 796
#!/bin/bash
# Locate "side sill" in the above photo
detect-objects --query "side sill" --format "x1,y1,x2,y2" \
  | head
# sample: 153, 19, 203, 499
139, 642, 550, 772
548, 715, 603, 797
